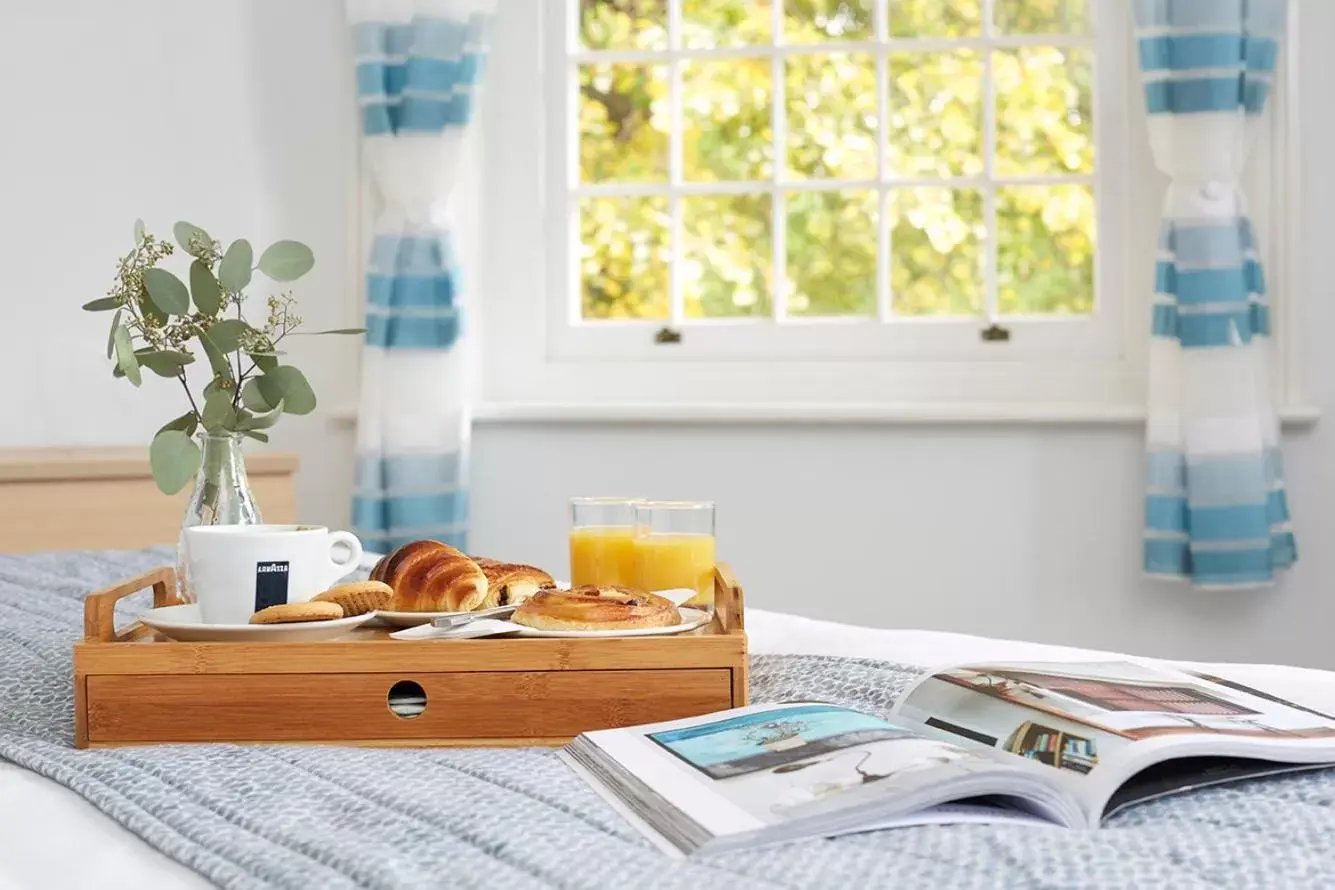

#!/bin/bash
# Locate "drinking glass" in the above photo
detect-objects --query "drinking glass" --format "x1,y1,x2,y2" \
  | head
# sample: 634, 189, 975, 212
633, 501, 717, 611
569, 497, 642, 586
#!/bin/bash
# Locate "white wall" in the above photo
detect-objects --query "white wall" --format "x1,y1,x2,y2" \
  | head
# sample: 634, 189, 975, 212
0, 0, 361, 527
3, 1, 1333, 668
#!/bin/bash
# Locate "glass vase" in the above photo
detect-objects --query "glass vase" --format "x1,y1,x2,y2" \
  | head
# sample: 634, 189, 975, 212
175, 432, 263, 602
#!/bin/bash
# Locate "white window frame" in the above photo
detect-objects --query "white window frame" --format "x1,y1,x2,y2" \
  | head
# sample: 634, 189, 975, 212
475, 0, 1305, 422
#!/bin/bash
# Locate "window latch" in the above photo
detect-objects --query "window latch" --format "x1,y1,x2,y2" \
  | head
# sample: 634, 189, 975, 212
980, 323, 1010, 343
654, 326, 682, 345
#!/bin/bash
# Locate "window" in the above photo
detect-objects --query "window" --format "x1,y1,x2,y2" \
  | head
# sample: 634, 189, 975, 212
478, 0, 1290, 416
573, 0, 1095, 326
553, 0, 1124, 367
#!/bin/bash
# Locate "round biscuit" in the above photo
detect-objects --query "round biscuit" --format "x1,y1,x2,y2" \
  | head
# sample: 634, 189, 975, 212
249, 601, 345, 625
313, 581, 393, 616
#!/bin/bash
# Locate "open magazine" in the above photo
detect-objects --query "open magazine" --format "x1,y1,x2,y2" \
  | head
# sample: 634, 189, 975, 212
560, 660, 1335, 856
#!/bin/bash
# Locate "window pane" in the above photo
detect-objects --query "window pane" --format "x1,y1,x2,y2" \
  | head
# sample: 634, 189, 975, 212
786, 190, 877, 317
580, 0, 667, 50
889, 50, 984, 180
994, 48, 1093, 177
683, 195, 773, 318
891, 0, 982, 37
997, 185, 1095, 315
579, 63, 669, 183
785, 0, 873, 42
786, 53, 877, 181
890, 188, 985, 316
684, 59, 774, 182
683, 0, 773, 47
580, 196, 671, 319
996, 0, 1091, 34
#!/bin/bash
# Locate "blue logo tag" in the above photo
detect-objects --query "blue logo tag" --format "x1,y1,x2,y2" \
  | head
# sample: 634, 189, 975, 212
254, 561, 290, 612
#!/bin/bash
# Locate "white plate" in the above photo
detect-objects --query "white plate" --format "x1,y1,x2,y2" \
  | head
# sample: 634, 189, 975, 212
373, 587, 698, 628
389, 607, 712, 641
138, 604, 376, 642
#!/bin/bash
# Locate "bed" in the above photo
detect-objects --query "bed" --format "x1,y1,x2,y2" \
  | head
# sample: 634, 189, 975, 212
4, 549, 1335, 890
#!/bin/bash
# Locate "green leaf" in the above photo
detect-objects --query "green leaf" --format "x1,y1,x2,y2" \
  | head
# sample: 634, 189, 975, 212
242, 430, 270, 443
149, 429, 202, 495
134, 349, 194, 378
240, 377, 273, 412
256, 365, 316, 415
159, 411, 199, 438
290, 328, 366, 335
201, 388, 236, 432
198, 330, 234, 382
207, 318, 253, 352
83, 297, 121, 312
218, 239, 253, 291
257, 240, 314, 282
237, 399, 284, 431
112, 324, 141, 387
143, 268, 190, 315
190, 260, 223, 316
106, 309, 122, 360
250, 352, 279, 372
134, 219, 146, 243
173, 221, 213, 258
139, 283, 167, 326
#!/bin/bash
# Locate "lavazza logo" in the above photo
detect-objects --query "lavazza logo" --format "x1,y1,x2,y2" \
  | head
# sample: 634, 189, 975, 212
257, 562, 289, 574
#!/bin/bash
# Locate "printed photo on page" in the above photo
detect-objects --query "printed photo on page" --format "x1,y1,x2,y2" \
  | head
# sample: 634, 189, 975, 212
641, 704, 1017, 824
894, 659, 1335, 780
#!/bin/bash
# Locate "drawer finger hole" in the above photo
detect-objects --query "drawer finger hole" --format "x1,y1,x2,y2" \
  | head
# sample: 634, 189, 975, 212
387, 680, 426, 719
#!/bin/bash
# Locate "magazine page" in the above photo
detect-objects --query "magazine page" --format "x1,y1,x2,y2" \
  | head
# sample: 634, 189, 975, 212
573, 701, 1081, 854
891, 659, 1335, 823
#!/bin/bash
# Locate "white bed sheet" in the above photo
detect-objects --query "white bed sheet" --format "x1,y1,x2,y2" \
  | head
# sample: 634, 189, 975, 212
4, 610, 1335, 890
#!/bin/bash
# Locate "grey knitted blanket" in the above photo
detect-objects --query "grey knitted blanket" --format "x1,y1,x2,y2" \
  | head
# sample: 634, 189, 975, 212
5, 548, 1335, 889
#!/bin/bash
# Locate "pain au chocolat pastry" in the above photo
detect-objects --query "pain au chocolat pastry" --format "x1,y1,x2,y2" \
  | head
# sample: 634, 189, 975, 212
511, 586, 680, 631
370, 540, 488, 612
473, 558, 556, 609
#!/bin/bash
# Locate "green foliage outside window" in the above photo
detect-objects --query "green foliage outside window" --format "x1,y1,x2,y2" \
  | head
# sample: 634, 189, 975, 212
578, 0, 1095, 321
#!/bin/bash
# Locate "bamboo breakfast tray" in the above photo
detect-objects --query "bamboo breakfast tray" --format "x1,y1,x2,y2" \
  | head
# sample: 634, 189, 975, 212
73, 565, 748, 749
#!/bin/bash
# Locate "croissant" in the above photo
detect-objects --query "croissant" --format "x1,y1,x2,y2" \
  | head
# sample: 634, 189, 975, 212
472, 558, 556, 609
370, 540, 488, 612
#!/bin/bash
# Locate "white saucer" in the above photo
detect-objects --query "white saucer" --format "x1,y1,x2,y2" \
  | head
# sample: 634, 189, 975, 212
389, 607, 711, 641
139, 604, 376, 642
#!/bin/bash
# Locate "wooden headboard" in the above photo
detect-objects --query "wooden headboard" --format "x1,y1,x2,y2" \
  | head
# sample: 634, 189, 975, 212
0, 448, 299, 552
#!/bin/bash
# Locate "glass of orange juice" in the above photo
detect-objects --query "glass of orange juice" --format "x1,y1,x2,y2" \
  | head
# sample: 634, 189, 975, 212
633, 501, 716, 612
569, 497, 641, 586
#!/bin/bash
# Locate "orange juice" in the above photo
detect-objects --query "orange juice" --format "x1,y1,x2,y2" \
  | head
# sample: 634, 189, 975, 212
633, 533, 716, 609
569, 526, 637, 586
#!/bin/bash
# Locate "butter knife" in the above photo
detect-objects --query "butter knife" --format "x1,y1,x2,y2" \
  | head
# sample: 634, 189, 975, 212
431, 604, 519, 628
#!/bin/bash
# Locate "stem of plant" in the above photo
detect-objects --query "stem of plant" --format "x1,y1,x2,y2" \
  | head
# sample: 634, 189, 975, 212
176, 372, 202, 422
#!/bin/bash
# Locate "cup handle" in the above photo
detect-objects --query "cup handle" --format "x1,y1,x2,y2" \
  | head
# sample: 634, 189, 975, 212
327, 530, 364, 583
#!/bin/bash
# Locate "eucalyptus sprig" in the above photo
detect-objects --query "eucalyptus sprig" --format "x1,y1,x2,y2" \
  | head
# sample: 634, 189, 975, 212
85, 220, 363, 495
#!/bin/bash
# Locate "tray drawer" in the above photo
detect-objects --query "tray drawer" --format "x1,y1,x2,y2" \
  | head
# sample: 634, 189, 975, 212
85, 669, 736, 744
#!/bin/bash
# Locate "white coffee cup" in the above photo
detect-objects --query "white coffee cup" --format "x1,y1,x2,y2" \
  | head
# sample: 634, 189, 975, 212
184, 524, 363, 625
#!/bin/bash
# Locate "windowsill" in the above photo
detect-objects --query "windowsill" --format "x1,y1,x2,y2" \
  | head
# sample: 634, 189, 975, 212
329, 402, 1322, 427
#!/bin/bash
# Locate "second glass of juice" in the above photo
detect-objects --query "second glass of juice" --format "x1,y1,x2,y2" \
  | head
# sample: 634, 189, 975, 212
569, 497, 640, 586
633, 501, 716, 611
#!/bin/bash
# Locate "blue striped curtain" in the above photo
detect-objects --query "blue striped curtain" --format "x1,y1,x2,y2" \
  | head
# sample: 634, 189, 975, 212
1134, 0, 1294, 587
347, 0, 493, 554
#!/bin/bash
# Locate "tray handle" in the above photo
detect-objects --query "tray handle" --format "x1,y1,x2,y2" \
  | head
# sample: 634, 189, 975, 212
84, 567, 181, 643
714, 563, 745, 634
